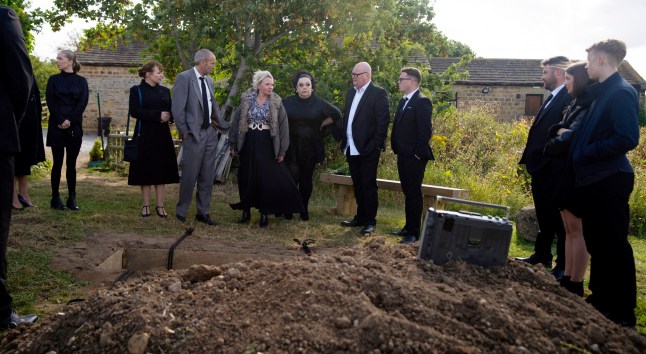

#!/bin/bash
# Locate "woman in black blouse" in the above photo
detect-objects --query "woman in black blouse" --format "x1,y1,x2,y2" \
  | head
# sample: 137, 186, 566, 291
45, 50, 89, 211
283, 71, 341, 220
229, 70, 303, 227
127, 61, 179, 218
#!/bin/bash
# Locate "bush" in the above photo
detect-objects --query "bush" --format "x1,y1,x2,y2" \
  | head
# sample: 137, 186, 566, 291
89, 139, 103, 162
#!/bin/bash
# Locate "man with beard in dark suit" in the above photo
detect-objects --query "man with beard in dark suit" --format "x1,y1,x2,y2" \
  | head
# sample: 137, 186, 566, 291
0, 4, 39, 329
390, 67, 434, 244
339, 62, 390, 235
516, 56, 572, 280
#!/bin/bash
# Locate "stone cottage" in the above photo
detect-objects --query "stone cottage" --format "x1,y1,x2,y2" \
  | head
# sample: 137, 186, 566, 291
429, 58, 646, 121
76, 42, 149, 133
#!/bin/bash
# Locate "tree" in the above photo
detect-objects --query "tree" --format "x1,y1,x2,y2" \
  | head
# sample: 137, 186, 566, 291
45, 0, 473, 115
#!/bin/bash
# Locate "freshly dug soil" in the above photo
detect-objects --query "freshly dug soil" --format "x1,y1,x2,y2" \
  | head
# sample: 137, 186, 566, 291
2, 237, 644, 353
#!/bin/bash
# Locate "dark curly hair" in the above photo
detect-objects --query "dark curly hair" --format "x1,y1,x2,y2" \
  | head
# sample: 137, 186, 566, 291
291, 70, 316, 91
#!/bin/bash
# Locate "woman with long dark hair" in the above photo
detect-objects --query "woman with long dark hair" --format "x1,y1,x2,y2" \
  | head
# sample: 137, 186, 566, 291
544, 61, 595, 296
45, 50, 89, 210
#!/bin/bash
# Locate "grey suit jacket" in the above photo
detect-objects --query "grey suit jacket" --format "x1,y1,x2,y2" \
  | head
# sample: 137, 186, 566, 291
171, 68, 228, 143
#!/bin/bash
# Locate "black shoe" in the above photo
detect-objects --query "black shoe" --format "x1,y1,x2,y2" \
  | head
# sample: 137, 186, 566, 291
390, 229, 411, 237
400, 235, 419, 244
238, 210, 251, 223
360, 224, 376, 234
284, 213, 293, 220
259, 214, 269, 228
176, 214, 186, 223
515, 254, 551, 268
50, 196, 68, 210
155, 206, 167, 218
300, 212, 310, 221
550, 268, 565, 281
558, 275, 571, 287
565, 280, 584, 297
0, 311, 38, 329
196, 214, 216, 226
17, 194, 33, 208
66, 196, 80, 211
341, 219, 362, 227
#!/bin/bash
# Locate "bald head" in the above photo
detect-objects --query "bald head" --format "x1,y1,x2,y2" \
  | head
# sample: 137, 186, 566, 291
352, 62, 372, 88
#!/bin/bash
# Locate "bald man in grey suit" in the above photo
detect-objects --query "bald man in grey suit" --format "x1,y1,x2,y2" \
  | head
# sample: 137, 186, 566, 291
172, 49, 228, 225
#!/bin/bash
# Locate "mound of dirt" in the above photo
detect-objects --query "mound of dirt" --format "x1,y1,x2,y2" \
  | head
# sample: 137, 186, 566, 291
2, 238, 644, 353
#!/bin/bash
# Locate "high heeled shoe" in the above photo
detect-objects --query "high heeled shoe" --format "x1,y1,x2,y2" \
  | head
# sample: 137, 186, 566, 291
238, 209, 251, 223
259, 214, 269, 228
155, 206, 167, 218
17, 194, 34, 208
141, 205, 151, 217
50, 196, 68, 210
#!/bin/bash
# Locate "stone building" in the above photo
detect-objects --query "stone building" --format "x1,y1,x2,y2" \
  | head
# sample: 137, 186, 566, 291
429, 58, 646, 121
76, 42, 149, 133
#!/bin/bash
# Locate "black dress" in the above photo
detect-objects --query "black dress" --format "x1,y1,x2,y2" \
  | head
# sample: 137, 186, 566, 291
45, 71, 88, 148
127, 81, 179, 186
15, 80, 45, 176
283, 94, 342, 165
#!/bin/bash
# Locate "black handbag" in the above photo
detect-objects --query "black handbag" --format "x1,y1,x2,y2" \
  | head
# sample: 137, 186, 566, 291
124, 86, 143, 162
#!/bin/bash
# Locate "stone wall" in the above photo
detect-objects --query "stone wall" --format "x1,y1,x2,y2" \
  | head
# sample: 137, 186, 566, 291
453, 84, 549, 121
81, 65, 140, 133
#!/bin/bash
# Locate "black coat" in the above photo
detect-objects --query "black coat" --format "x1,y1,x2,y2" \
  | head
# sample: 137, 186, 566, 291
0, 5, 32, 153
519, 88, 572, 175
45, 71, 89, 147
15, 79, 46, 175
390, 90, 434, 160
127, 81, 179, 186
340, 82, 390, 154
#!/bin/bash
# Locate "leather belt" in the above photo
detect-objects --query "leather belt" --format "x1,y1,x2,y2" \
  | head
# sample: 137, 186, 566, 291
248, 123, 270, 130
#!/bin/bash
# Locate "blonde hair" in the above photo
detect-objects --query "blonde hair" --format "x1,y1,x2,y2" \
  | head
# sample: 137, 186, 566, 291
252, 70, 273, 89
59, 50, 82, 73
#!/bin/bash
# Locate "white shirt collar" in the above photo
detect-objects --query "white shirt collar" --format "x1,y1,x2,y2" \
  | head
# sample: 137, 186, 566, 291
550, 84, 565, 97
193, 67, 205, 80
404, 89, 418, 101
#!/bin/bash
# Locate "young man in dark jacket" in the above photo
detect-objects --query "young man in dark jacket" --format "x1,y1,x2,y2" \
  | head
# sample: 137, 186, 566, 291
570, 39, 640, 328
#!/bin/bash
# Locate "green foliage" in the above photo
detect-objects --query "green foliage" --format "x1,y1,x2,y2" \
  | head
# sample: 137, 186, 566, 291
30, 55, 58, 99
628, 127, 646, 237
639, 108, 646, 127
89, 138, 103, 161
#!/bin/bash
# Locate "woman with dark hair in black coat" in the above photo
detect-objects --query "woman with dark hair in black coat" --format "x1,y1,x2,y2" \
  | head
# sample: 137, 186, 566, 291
45, 50, 89, 211
127, 61, 179, 218
544, 61, 595, 296
282, 71, 341, 220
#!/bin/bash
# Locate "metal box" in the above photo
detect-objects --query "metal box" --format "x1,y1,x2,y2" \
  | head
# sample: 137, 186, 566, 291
417, 197, 513, 267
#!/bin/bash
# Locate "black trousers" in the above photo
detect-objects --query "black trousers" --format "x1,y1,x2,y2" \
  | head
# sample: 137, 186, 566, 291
287, 161, 316, 213
346, 148, 380, 225
397, 155, 427, 235
577, 172, 636, 326
51, 143, 82, 197
0, 153, 14, 320
530, 172, 565, 268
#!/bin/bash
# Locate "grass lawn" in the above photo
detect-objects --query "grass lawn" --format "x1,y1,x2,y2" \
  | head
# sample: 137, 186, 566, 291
5, 166, 646, 335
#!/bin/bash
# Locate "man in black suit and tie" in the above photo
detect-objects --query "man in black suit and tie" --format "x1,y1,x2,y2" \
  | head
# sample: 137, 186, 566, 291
390, 67, 434, 244
517, 56, 571, 279
339, 62, 390, 235
0, 4, 39, 329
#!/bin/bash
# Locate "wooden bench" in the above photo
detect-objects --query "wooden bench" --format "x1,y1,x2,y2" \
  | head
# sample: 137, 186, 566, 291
319, 173, 469, 219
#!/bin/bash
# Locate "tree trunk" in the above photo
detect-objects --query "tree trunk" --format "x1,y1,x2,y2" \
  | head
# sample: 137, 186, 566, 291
223, 55, 249, 117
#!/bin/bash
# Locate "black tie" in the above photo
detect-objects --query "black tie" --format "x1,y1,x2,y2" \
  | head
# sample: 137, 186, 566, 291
200, 77, 210, 129
398, 97, 408, 112
543, 93, 553, 108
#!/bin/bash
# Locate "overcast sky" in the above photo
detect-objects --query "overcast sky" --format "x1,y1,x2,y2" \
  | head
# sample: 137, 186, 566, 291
30, 0, 646, 81
432, 0, 646, 79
